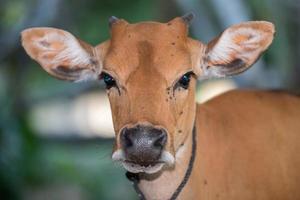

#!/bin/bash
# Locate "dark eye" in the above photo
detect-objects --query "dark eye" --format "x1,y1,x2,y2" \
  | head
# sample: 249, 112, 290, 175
102, 73, 116, 89
177, 72, 193, 89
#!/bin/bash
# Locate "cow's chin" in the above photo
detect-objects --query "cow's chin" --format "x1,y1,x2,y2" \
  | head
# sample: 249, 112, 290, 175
122, 161, 165, 174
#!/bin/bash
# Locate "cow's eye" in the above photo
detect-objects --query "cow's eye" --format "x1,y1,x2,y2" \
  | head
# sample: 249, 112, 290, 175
102, 73, 116, 89
177, 72, 193, 89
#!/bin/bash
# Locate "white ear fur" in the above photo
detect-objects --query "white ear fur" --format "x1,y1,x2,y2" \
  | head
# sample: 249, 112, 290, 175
21, 27, 101, 82
201, 21, 275, 79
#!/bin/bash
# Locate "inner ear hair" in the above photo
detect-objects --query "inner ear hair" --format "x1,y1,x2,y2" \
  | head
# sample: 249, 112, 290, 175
51, 66, 86, 80
213, 58, 248, 76
201, 21, 275, 79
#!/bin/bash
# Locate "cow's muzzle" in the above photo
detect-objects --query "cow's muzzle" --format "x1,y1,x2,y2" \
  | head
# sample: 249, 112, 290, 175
112, 124, 174, 174
121, 124, 167, 166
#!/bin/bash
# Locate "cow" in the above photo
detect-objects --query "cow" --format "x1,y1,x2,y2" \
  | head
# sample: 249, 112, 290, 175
21, 13, 300, 200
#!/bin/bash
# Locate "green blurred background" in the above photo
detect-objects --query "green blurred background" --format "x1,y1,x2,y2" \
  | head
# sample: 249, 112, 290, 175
0, 0, 299, 199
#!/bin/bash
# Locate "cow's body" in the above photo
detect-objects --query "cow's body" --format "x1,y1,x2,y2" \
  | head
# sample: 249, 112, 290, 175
140, 90, 300, 200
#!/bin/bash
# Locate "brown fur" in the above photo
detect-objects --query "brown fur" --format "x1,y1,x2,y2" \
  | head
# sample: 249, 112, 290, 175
138, 90, 300, 200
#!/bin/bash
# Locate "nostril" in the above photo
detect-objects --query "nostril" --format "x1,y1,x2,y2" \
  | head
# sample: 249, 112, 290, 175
153, 132, 167, 148
121, 129, 133, 148
124, 133, 133, 147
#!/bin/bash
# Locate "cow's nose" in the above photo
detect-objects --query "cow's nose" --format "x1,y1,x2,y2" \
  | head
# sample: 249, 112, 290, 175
120, 125, 167, 166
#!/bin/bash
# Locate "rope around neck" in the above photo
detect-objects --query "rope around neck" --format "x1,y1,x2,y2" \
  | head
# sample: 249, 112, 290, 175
126, 126, 197, 200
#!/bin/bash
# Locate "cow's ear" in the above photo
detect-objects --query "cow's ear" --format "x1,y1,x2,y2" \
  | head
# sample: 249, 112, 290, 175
21, 27, 101, 81
200, 21, 275, 78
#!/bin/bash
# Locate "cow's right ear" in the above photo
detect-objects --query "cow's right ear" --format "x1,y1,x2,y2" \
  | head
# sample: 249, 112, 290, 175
21, 27, 102, 82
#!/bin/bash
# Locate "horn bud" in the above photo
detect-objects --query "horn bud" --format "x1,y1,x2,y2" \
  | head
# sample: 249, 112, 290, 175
181, 12, 195, 26
108, 16, 120, 28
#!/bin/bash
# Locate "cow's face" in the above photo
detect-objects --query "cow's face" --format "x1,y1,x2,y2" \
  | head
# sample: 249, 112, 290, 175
103, 17, 199, 173
21, 14, 274, 174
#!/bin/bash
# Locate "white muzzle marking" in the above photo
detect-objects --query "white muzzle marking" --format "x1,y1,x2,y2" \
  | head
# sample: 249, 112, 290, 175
112, 149, 175, 174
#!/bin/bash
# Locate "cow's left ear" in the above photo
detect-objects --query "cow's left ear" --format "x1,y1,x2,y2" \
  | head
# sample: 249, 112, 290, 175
200, 21, 275, 78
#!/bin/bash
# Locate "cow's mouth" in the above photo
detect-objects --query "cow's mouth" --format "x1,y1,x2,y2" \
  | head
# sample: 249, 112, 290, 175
122, 161, 165, 174
112, 149, 175, 174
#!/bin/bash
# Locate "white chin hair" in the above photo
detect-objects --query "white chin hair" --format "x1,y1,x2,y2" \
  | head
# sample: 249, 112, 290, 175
122, 162, 165, 174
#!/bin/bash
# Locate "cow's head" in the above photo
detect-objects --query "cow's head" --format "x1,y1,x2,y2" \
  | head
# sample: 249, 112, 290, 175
21, 14, 274, 174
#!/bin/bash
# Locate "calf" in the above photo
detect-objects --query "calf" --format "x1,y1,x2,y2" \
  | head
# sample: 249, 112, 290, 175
21, 13, 300, 200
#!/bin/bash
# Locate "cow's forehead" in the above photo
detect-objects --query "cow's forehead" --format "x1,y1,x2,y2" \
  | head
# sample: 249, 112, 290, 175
111, 19, 188, 46
103, 20, 192, 84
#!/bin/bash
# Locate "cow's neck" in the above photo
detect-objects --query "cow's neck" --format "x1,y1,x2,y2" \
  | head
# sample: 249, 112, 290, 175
137, 125, 197, 200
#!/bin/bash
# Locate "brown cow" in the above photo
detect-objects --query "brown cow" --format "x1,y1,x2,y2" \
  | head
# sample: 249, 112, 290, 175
21, 13, 300, 199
